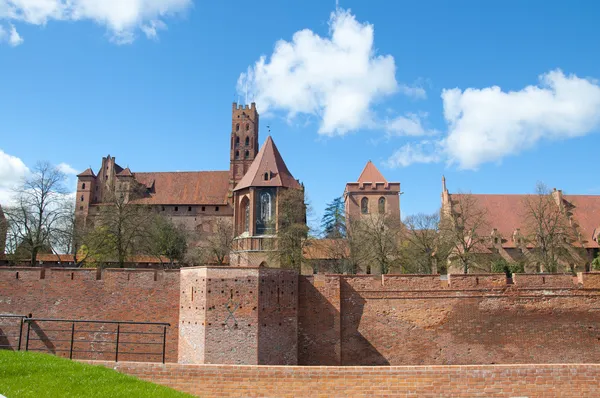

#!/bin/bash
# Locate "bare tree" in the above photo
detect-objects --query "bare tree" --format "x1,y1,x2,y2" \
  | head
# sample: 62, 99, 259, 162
4, 162, 70, 266
522, 182, 574, 272
441, 192, 490, 274
202, 217, 234, 265
351, 213, 403, 275
91, 187, 155, 268
402, 212, 452, 274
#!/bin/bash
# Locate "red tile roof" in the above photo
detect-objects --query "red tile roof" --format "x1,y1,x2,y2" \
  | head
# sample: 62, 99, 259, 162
77, 168, 96, 177
117, 167, 133, 177
449, 193, 600, 249
357, 161, 387, 183
132, 171, 230, 205
234, 136, 301, 191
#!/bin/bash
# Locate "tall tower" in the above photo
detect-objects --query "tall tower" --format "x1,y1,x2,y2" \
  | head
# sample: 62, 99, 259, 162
229, 102, 259, 200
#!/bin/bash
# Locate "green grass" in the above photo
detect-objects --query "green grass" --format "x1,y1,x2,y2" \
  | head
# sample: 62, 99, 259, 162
0, 351, 192, 398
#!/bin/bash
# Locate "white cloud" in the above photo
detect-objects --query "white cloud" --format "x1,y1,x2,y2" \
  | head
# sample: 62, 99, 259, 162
0, 149, 29, 205
385, 141, 442, 168
0, 23, 22, 46
0, 0, 192, 44
386, 69, 600, 169
238, 8, 409, 136
57, 162, 78, 175
399, 83, 426, 100
385, 112, 437, 137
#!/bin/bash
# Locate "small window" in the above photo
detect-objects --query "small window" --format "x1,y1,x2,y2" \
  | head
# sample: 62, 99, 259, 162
246, 124, 249, 131
235, 150, 240, 160
244, 150, 249, 159
378, 197, 385, 214
264, 172, 269, 181
174, 206, 178, 212
80, 195, 84, 202
236, 124, 240, 132
361, 197, 369, 214
105, 175, 108, 180
188, 206, 192, 212
202, 206, 206, 211
82, 183, 86, 189
161, 206, 165, 211
245, 136, 250, 146
215, 206, 219, 212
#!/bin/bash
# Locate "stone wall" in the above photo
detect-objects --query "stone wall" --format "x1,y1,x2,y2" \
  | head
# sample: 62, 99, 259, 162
88, 361, 600, 397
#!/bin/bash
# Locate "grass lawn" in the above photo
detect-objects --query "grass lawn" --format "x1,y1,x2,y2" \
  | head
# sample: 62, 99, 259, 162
0, 351, 192, 398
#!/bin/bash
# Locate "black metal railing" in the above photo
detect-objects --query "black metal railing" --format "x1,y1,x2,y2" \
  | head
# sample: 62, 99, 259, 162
0, 314, 29, 351
0, 315, 170, 363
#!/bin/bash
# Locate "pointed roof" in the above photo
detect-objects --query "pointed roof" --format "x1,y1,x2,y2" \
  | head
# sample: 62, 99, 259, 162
357, 161, 387, 183
234, 136, 301, 191
77, 168, 96, 178
117, 167, 133, 177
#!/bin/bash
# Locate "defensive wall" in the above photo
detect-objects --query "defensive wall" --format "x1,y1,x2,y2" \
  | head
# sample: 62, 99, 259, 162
2, 267, 600, 366
85, 361, 600, 397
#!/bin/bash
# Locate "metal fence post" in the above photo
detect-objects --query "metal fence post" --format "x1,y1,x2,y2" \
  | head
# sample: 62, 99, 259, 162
162, 325, 167, 364
17, 317, 24, 351
115, 324, 120, 362
25, 321, 31, 351
69, 322, 75, 359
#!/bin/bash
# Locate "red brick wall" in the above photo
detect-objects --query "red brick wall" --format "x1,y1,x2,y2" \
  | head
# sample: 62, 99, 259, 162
299, 274, 600, 366
0, 267, 180, 362
87, 361, 600, 397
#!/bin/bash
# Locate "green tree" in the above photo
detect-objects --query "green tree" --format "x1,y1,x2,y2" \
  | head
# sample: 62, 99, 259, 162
147, 215, 188, 267
321, 197, 346, 238
401, 212, 452, 274
272, 187, 309, 270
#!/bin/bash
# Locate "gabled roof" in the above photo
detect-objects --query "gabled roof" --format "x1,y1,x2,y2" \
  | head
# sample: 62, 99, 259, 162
448, 193, 600, 249
234, 136, 301, 191
357, 161, 387, 183
77, 168, 96, 178
132, 171, 230, 205
117, 167, 133, 177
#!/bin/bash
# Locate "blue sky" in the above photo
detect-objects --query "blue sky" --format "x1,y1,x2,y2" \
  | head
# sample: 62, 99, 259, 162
1, 0, 600, 229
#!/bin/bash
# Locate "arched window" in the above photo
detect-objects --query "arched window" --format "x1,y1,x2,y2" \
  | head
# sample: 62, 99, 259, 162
361, 197, 368, 214
378, 197, 385, 214
245, 124, 249, 131
245, 136, 249, 146
82, 183, 86, 189
244, 200, 250, 232
260, 192, 272, 222
235, 136, 240, 147
235, 150, 240, 159
235, 124, 240, 132
80, 195, 84, 202
264, 172, 269, 181
244, 150, 249, 159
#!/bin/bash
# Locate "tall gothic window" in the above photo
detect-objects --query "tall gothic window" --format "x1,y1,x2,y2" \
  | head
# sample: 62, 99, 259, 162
260, 192, 272, 223
378, 197, 386, 214
244, 200, 250, 232
82, 183, 86, 189
244, 150, 249, 159
235, 150, 240, 159
245, 136, 250, 146
361, 197, 368, 214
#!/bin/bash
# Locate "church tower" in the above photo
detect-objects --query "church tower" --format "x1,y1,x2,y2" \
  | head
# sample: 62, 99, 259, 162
229, 102, 259, 201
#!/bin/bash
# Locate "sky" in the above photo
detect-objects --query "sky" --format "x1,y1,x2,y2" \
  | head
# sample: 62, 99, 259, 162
1, 0, 600, 230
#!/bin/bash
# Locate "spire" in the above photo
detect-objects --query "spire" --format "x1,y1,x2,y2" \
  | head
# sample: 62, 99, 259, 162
357, 160, 387, 183
234, 136, 301, 191
442, 175, 447, 192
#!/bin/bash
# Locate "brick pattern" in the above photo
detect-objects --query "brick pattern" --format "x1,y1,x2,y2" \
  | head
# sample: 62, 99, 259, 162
0, 268, 180, 362
86, 361, 600, 397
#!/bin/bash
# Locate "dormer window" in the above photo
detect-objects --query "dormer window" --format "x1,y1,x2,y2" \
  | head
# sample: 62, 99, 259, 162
264, 172, 269, 181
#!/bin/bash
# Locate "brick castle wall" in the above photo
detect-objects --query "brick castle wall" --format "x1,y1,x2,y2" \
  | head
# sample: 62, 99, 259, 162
298, 273, 600, 365
4, 268, 600, 366
87, 361, 600, 397
0, 267, 180, 362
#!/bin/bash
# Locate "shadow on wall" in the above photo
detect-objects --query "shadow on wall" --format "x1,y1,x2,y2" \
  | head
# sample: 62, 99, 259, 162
340, 278, 390, 366
297, 277, 389, 366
